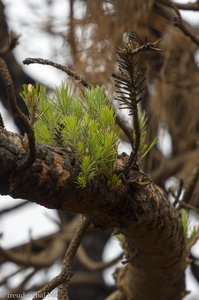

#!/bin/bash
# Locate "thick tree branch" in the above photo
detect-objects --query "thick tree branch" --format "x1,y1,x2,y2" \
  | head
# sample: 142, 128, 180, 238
0, 127, 187, 300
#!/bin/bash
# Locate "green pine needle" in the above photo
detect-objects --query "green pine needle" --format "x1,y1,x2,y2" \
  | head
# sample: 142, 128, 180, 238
21, 83, 119, 188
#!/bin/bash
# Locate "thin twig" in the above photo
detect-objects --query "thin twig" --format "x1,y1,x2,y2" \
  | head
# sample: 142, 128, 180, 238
126, 102, 140, 171
0, 113, 4, 128
0, 267, 25, 287
32, 215, 90, 300
7, 269, 38, 298
158, 0, 182, 19
23, 58, 90, 89
174, 1, 199, 12
182, 163, 199, 204
106, 290, 124, 300
159, 0, 199, 47
0, 201, 29, 216
188, 228, 199, 250
77, 245, 122, 271
180, 202, 199, 215
0, 235, 65, 268
23, 58, 133, 153
115, 114, 134, 147
174, 17, 199, 47
173, 179, 183, 207
116, 38, 162, 56
0, 57, 36, 172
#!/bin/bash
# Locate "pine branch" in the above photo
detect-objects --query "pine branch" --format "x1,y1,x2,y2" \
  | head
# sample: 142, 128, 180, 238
113, 33, 161, 173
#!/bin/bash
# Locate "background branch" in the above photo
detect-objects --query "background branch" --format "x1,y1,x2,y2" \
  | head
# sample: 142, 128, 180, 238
33, 216, 90, 300
0, 56, 36, 171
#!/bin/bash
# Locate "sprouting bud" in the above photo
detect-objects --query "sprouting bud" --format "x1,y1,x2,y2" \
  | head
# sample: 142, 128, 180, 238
28, 84, 33, 93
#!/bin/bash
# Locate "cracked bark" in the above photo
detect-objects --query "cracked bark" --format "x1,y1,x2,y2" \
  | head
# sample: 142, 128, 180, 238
0, 127, 187, 300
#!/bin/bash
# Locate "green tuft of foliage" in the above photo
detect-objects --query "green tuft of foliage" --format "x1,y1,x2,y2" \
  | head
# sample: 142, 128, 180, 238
21, 83, 119, 188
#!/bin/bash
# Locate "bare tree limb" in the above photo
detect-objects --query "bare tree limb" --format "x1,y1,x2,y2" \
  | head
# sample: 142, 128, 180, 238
0, 234, 66, 268
174, 17, 199, 47
0, 112, 4, 128
0, 267, 25, 287
6, 269, 38, 300
173, 1, 199, 12
180, 202, 199, 215
23, 58, 90, 89
158, 0, 182, 19
0, 56, 36, 172
182, 163, 199, 204
173, 179, 183, 207
0, 127, 187, 300
0, 201, 29, 216
77, 245, 122, 271
33, 215, 90, 300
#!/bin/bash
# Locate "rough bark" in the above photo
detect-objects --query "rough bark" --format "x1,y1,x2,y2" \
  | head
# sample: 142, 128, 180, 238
0, 127, 187, 300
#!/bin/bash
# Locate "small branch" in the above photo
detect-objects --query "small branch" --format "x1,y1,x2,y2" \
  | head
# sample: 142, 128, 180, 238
174, 17, 199, 47
182, 163, 199, 204
77, 245, 123, 271
116, 38, 162, 56
0, 113, 4, 128
126, 103, 140, 171
32, 215, 90, 300
7, 269, 38, 298
113, 34, 162, 173
158, 0, 182, 19
174, 1, 199, 12
188, 228, 199, 251
180, 202, 199, 215
115, 114, 134, 147
0, 57, 36, 172
0, 31, 20, 57
159, 0, 199, 47
23, 58, 133, 155
23, 58, 90, 89
0, 267, 25, 287
0, 201, 29, 216
0, 234, 66, 268
173, 179, 183, 207
105, 290, 125, 300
